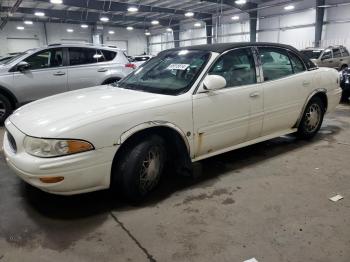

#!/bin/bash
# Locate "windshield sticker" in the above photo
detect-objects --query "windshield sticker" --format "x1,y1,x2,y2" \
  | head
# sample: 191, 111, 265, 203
167, 64, 189, 70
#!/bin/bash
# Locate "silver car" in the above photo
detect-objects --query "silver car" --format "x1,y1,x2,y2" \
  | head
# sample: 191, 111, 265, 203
0, 43, 133, 122
300, 45, 350, 71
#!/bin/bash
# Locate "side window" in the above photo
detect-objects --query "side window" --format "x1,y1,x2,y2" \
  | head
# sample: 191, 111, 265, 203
289, 52, 306, 73
100, 49, 117, 61
322, 49, 332, 60
259, 47, 293, 81
68, 47, 99, 66
342, 47, 350, 57
24, 48, 63, 70
208, 48, 256, 88
333, 48, 342, 58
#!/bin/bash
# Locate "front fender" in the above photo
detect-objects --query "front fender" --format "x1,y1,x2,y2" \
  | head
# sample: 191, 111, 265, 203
117, 121, 190, 152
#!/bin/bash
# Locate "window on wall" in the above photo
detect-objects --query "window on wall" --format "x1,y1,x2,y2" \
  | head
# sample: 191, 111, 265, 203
259, 47, 293, 81
209, 48, 256, 88
24, 48, 63, 70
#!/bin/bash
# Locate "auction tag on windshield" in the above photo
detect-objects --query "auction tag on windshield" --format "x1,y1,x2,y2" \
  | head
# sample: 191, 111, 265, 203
167, 64, 189, 70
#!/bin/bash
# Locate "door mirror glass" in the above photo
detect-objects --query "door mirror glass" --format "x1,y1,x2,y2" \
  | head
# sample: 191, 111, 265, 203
16, 61, 30, 72
203, 74, 226, 91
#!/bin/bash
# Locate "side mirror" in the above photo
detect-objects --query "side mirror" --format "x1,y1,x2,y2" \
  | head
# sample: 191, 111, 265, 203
16, 61, 30, 72
203, 74, 226, 91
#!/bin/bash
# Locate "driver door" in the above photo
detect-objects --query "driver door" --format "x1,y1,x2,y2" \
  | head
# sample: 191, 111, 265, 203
12, 48, 68, 103
192, 48, 263, 159
319, 49, 334, 68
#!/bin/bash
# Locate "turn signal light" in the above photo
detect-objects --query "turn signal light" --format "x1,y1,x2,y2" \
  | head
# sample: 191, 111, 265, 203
39, 176, 64, 183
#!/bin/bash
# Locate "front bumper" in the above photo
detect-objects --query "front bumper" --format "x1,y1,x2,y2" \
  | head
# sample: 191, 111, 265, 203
3, 120, 118, 195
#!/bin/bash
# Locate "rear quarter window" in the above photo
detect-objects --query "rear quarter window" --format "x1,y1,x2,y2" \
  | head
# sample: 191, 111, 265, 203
100, 49, 117, 61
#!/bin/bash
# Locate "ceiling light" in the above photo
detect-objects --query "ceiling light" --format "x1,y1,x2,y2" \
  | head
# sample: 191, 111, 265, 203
194, 22, 201, 27
100, 16, 109, 22
67, 28, 74, 33
127, 6, 138, 12
34, 12, 45, 17
126, 26, 133, 31
17, 26, 24, 30
185, 12, 194, 17
231, 15, 239, 20
108, 30, 115, 34
284, 5, 295, 10
151, 20, 159, 25
145, 32, 151, 36
166, 27, 173, 32
24, 20, 33, 25
50, 0, 63, 4
81, 24, 88, 28
235, 0, 246, 5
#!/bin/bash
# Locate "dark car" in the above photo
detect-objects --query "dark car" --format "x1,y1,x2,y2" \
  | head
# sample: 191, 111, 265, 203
340, 67, 350, 101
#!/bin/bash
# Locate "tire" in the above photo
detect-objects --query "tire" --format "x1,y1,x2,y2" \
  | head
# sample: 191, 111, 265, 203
103, 78, 120, 85
297, 96, 325, 139
112, 135, 167, 202
0, 94, 12, 124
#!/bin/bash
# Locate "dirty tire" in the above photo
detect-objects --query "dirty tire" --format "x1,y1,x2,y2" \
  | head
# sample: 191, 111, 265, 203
297, 96, 325, 139
0, 94, 12, 124
113, 135, 166, 202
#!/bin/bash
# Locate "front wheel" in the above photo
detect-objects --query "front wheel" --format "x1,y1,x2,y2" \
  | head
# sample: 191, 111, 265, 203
112, 135, 166, 202
0, 94, 12, 124
297, 97, 325, 139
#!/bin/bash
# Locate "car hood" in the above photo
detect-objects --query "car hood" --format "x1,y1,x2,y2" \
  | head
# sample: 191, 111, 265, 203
9, 85, 168, 137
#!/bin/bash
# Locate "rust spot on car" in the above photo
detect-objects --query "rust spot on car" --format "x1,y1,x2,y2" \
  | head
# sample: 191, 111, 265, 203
196, 132, 204, 155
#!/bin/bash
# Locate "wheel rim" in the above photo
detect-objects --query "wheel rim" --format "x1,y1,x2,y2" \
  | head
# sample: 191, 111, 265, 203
305, 103, 321, 133
0, 100, 6, 118
139, 146, 162, 193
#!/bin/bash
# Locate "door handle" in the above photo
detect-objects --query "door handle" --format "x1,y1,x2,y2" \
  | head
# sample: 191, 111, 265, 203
53, 71, 66, 76
302, 81, 310, 86
329, 60, 333, 63
249, 91, 260, 98
98, 68, 108, 72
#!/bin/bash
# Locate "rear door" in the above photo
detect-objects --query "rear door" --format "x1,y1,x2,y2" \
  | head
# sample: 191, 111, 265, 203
258, 47, 309, 136
67, 47, 108, 90
332, 47, 342, 69
12, 47, 68, 102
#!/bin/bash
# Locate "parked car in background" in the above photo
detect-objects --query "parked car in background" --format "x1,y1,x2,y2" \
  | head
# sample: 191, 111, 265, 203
0, 43, 133, 122
340, 67, 350, 101
0, 52, 24, 64
300, 45, 350, 71
3, 42, 341, 202
132, 55, 153, 68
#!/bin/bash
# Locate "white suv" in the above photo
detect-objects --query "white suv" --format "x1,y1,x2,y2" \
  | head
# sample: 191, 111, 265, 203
0, 43, 133, 122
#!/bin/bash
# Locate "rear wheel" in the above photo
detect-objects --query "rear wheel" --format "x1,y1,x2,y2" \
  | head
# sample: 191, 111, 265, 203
297, 97, 325, 139
112, 135, 166, 202
103, 78, 120, 85
0, 94, 12, 124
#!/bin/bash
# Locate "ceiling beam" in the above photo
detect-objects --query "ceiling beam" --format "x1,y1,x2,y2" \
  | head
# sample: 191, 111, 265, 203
200, 0, 257, 13
35, 0, 212, 18
1, 6, 179, 27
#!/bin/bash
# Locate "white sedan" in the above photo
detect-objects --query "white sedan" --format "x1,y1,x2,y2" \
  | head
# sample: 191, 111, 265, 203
3, 43, 342, 201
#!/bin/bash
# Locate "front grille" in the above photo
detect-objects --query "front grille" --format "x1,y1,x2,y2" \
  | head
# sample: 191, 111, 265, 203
6, 131, 17, 153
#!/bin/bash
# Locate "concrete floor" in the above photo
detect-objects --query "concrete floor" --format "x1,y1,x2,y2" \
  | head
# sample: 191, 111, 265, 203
0, 104, 350, 262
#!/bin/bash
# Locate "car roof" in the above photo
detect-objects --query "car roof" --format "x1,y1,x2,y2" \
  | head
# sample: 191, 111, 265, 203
161, 42, 299, 54
45, 43, 124, 51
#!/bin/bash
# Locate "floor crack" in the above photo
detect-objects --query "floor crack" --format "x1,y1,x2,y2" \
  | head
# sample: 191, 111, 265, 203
110, 212, 157, 262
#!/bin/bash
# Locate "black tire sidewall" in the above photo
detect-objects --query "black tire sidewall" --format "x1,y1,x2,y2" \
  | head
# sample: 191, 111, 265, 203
0, 94, 12, 123
115, 135, 166, 202
298, 97, 325, 139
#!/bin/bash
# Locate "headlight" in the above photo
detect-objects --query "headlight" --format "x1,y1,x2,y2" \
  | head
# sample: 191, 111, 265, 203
23, 136, 94, 158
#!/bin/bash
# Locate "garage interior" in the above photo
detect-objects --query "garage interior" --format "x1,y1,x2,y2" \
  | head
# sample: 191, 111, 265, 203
0, 0, 350, 261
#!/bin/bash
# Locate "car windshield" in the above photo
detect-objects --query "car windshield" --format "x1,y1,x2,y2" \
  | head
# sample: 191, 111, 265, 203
300, 50, 322, 60
116, 50, 211, 95
1, 51, 30, 65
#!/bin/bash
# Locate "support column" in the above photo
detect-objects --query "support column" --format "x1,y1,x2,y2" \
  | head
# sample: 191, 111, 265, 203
249, 10, 257, 42
315, 0, 325, 47
173, 25, 180, 48
205, 17, 213, 44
